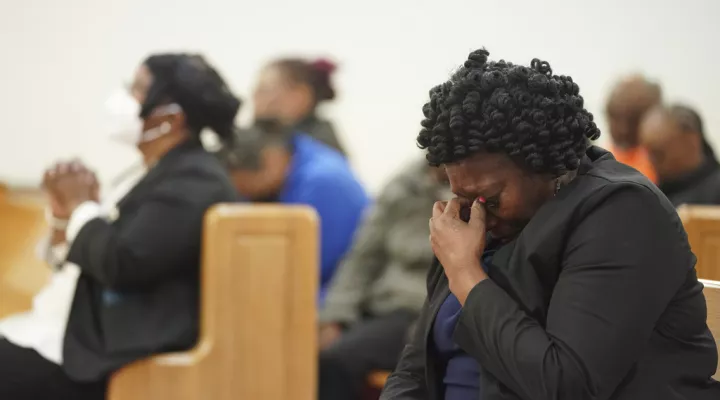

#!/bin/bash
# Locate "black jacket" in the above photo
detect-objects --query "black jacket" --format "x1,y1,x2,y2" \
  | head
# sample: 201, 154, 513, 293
381, 147, 720, 400
63, 140, 238, 381
659, 159, 720, 207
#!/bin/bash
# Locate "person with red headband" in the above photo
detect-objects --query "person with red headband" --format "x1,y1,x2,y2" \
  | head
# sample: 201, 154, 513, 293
252, 57, 347, 156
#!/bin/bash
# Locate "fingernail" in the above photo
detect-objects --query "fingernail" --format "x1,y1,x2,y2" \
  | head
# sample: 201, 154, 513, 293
476, 196, 486, 204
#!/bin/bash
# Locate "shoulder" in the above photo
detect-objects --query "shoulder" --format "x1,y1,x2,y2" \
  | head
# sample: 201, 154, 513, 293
155, 148, 237, 203
293, 167, 368, 213
295, 148, 362, 190
560, 182, 695, 293
303, 118, 337, 138
567, 149, 676, 220
569, 162, 682, 238
523, 154, 687, 261
566, 181, 690, 263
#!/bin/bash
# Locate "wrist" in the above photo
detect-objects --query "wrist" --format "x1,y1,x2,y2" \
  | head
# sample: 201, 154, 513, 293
65, 199, 91, 215
448, 262, 487, 305
45, 208, 69, 230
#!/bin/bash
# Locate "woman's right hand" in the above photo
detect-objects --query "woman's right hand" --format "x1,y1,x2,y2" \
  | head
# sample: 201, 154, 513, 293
42, 160, 99, 219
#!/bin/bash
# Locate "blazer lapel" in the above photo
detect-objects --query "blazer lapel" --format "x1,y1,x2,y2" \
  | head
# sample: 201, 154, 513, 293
486, 239, 549, 325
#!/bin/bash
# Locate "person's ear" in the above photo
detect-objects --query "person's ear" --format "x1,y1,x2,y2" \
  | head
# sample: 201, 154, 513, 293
169, 112, 187, 134
687, 131, 702, 154
260, 146, 290, 190
291, 83, 314, 109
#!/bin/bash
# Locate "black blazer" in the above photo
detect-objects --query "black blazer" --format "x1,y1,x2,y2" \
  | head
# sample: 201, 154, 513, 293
381, 147, 720, 400
63, 140, 238, 381
659, 159, 720, 207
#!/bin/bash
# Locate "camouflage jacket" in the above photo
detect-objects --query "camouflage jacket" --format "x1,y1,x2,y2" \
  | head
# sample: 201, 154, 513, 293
320, 158, 451, 323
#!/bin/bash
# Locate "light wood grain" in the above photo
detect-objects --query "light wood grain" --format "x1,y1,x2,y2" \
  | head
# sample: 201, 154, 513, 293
108, 204, 319, 400
678, 205, 720, 281
0, 195, 51, 318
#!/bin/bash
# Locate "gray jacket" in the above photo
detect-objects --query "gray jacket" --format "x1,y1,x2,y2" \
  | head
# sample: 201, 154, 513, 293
320, 158, 450, 324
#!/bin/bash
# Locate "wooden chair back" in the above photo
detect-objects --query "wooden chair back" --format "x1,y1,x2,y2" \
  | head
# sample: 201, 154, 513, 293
678, 205, 720, 281
108, 204, 318, 400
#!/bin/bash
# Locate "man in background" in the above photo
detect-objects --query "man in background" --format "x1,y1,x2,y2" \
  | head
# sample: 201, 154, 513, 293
639, 104, 720, 206
605, 75, 662, 183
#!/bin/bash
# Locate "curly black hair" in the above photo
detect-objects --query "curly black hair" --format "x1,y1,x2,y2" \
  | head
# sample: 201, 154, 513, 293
417, 49, 600, 176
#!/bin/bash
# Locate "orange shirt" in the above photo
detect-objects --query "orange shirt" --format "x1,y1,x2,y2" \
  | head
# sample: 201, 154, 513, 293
609, 144, 657, 184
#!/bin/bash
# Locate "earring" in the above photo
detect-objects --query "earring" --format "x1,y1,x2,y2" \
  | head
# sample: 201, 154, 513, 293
554, 178, 561, 196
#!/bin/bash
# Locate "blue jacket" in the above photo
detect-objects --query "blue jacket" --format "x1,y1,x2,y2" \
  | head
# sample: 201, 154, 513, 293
279, 134, 370, 302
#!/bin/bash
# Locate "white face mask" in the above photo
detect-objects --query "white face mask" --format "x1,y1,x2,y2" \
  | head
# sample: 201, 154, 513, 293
104, 89, 182, 146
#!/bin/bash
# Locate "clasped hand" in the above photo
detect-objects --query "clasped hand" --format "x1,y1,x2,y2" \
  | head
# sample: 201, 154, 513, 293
42, 160, 99, 219
430, 198, 488, 302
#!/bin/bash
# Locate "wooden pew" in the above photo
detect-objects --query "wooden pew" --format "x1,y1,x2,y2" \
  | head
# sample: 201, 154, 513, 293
678, 205, 720, 281
108, 204, 318, 400
700, 279, 720, 379
0, 190, 51, 318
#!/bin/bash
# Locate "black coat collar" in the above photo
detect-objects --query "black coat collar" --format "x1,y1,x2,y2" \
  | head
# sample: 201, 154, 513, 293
116, 139, 203, 209
658, 158, 720, 198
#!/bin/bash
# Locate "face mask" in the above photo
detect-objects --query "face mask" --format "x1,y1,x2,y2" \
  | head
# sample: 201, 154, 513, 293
104, 89, 182, 146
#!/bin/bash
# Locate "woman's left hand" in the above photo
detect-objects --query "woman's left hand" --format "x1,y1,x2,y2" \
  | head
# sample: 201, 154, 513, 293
430, 198, 488, 303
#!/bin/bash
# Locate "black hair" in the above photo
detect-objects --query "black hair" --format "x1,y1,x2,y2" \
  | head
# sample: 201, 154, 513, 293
271, 58, 337, 104
666, 104, 717, 163
217, 119, 293, 171
417, 49, 600, 176
142, 53, 242, 143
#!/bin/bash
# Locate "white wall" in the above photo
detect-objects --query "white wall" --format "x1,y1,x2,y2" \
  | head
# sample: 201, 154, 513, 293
1, 0, 718, 193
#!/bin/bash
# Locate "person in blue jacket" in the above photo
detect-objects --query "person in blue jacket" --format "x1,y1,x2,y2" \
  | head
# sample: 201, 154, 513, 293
219, 120, 369, 302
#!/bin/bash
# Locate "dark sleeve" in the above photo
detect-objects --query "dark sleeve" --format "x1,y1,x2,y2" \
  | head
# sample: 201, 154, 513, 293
454, 186, 690, 400
381, 260, 442, 399
380, 299, 430, 400
66, 174, 223, 290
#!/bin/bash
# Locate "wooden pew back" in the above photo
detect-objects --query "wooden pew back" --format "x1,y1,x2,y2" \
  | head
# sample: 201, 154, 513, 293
0, 191, 50, 318
108, 204, 318, 400
678, 205, 720, 281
